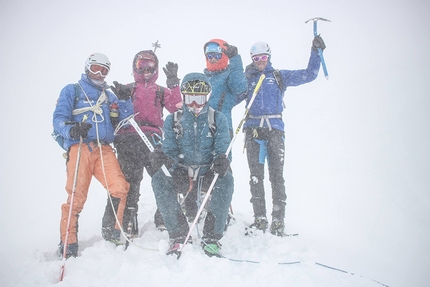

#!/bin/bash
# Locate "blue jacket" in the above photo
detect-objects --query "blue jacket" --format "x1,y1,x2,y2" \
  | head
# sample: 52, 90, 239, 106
242, 50, 321, 132
162, 105, 231, 177
53, 74, 133, 150
204, 54, 248, 131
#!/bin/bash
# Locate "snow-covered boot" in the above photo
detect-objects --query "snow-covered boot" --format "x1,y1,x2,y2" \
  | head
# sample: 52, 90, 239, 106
270, 219, 285, 237
245, 216, 268, 235
58, 242, 78, 258
166, 236, 193, 258
201, 239, 222, 258
102, 227, 122, 246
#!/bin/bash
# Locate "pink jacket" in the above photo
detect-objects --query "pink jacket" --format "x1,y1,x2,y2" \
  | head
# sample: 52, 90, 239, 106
118, 66, 182, 136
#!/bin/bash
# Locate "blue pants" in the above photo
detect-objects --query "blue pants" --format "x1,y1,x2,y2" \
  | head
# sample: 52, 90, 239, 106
152, 169, 234, 240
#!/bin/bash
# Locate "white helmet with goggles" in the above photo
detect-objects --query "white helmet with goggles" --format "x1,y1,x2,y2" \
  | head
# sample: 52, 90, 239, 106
250, 42, 271, 58
85, 53, 111, 77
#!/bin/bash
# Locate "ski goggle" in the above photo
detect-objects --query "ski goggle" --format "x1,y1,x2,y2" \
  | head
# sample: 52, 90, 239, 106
183, 94, 207, 106
206, 53, 222, 60
135, 59, 156, 74
88, 64, 109, 77
252, 55, 269, 62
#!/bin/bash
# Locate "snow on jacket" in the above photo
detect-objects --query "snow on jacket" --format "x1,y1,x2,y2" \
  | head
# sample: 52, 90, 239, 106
117, 61, 182, 136
53, 74, 133, 150
203, 54, 248, 131
242, 49, 321, 132
162, 105, 231, 177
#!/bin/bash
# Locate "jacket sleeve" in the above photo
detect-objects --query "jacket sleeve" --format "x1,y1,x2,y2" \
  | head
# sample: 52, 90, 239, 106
52, 84, 76, 139
162, 85, 182, 113
213, 111, 231, 157
227, 54, 248, 106
282, 49, 321, 87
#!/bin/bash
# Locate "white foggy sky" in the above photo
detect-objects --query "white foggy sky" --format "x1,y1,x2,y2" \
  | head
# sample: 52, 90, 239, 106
0, 0, 429, 286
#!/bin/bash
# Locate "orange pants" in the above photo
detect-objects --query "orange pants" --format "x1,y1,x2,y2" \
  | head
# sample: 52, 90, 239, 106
60, 142, 130, 244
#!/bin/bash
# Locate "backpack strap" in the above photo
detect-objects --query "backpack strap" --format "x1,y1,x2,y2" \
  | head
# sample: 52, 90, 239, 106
207, 107, 217, 136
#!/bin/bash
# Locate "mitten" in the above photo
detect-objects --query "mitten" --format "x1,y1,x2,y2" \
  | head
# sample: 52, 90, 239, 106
69, 122, 92, 139
149, 150, 172, 171
222, 43, 238, 58
312, 35, 326, 52
211, 154, 230, 176
163, 62, 180, 88
111, 81, 132, 100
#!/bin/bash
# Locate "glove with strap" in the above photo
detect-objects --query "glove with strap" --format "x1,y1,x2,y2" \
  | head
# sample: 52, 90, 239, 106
148, 149, 173, 171
111, 81, 133, 100
312, 35, 326, 52
222, 43, 238, 58
69, 122, 92, 139
211, 154, 230, 176
163, 62, 180, 88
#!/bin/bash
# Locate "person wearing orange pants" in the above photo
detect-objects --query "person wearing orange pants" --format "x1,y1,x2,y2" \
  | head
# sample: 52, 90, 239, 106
60, 143, 130, 246
53, 53, 134, 258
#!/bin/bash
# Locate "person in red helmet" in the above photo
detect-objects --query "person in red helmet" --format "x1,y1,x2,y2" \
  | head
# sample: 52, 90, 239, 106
101, 50, 182, 239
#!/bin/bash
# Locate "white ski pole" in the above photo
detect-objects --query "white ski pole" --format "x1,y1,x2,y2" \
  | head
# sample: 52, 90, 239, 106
179, 74, 266, 254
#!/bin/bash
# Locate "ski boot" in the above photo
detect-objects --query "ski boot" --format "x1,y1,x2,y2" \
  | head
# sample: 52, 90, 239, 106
245, 216, 268, 235
270, 219, 285, 237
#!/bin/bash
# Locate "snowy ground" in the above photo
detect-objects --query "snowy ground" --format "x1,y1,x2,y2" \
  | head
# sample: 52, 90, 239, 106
2, 176, 389, 287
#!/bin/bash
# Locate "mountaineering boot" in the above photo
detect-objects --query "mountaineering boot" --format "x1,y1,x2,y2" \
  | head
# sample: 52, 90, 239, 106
270, 219, 285, 237
166, 236, 193, 259
102, 227, 122, 246
58, 242, 79, 259
201, 239, 222, 258
245, 216, 268, 235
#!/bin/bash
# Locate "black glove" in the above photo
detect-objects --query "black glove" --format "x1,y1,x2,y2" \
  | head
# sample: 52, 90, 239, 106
211, 154, 230, 176
110, 81, 132, 100
69, 122, 92, 139
149, 149, 173, 171
222, 43, 238, 58
163, 62, 180, 88
312, 35, 326, 52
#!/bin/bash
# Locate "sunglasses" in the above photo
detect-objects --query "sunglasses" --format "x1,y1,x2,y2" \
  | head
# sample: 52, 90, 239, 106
135, 60, 156, 73
183, 94, 207, 106
89, 64, 109, 77
252, 55, 269, 62
206, 53, 222, 60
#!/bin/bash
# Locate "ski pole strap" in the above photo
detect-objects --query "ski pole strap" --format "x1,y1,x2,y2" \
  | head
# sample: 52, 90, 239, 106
248, 114, 282, 131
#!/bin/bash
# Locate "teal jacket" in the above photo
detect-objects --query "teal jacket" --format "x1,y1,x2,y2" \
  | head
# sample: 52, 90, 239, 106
162, 105, 231, 177
204, 54, 248, 131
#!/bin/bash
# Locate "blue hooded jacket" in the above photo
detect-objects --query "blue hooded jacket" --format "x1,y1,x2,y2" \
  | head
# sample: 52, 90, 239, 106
53, 74, 133, 150
204, 54, 248, 131
162, 104, 231, 177
242, 50, 321, 132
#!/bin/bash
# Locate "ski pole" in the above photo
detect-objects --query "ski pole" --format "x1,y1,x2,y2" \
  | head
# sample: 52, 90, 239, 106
305, 17, 331, 80
179, 74, 266, 254
60, 116, 87, 281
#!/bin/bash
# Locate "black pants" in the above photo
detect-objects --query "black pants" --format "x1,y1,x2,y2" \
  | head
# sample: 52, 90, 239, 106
102, 133, 160, 235
245, 127, 286, 221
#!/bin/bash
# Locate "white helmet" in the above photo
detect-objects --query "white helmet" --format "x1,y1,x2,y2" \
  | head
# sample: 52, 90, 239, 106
250, 42, 271, 58
85, 53, 111, 73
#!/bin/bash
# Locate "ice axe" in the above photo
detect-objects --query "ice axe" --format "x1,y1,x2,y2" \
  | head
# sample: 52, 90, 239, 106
305, 17, 331, 79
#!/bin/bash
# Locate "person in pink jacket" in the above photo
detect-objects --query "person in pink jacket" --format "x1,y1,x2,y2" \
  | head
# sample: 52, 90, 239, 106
101, 50, 182, 241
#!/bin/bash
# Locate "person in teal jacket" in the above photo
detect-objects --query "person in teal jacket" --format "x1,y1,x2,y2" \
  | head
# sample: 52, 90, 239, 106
149, 73, 233, 258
